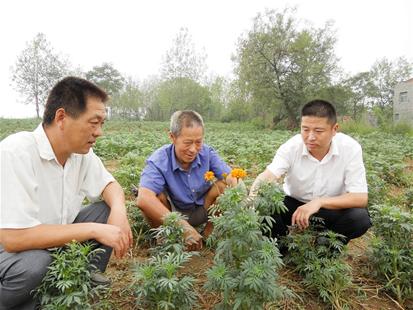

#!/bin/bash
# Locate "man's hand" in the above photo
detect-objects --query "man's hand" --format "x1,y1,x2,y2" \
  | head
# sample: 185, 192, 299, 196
182, 223, 203, 251
107, 212, 133, 249
93, 223, 130, 259
291, 199, 322, 230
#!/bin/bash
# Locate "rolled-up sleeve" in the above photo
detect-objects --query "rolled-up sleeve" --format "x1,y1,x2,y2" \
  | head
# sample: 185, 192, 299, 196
139, 161, 166, 194
208, 147, 231, 180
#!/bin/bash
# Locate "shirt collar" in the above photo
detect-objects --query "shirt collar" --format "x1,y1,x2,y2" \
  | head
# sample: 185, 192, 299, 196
171, 144, 201, 171
301, 136, 340, 160
34, 124, 57, 161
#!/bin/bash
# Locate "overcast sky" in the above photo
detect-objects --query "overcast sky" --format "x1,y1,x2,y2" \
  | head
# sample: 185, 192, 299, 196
1, 0, 412, 118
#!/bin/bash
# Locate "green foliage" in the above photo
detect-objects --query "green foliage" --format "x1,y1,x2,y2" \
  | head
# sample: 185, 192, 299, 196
339, 120, 375, 136
369, 57, 413, 110
134, 212, 197, 309
126, 201, 152, 246
234, 8, 338, 127
12, 33, 69, 118
252, 181, 287, 232
151, 212, 187, 254
387, 122, 413, 136
369, 204, 413, 303
35, 241, 108, 310
205, 186, 287, 309
134, 252, 197, 310
111, 78, 144, 119
284, 225, 352, 309
148, 77, 213, 121
86, 62, 125, 96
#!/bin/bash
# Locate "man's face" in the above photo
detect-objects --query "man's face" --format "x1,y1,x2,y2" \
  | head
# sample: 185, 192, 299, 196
63, 96, 106, 154
170, 125, 204, 167
301, 116, 338, 159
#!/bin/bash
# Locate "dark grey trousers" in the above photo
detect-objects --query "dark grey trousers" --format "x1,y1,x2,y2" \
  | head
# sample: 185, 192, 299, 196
0, 201, 112, 310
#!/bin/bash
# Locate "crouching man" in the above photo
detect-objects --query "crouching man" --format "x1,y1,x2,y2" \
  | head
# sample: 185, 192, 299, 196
0, 77, 132, 310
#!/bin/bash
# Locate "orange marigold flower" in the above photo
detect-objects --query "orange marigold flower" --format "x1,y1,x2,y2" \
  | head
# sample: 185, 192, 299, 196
231, 168, 247, 179
204, 171, 215, 182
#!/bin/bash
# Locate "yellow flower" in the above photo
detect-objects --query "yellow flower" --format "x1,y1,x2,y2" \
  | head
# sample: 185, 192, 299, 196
231, 168, 247, 179
204, 171, 215, 182
222, 172, 228, 179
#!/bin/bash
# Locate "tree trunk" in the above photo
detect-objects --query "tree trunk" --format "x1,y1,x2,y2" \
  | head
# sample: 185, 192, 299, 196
35, 95, 40, 118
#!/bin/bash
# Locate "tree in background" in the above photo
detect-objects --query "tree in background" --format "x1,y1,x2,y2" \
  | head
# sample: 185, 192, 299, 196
206, 75, 228, 120
161, 27, 207, 83
149, 77, 212, 120
368, 57, 413, 123
111, 77, 143, 119
341, 72, 375, 121
143, 27, 215, 120
86, 62, 125, 96
12, 33, 70, 118
234, 8, 338, 128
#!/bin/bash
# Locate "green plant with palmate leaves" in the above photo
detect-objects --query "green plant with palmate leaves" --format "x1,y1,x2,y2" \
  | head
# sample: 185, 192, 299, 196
34, 241, 110, 310
133, 212, 198, 309
368, 204, 413, 304
252, 181, 288, 233
134, 251, 197, 310
283, 220, 352, 309
205, 185, 288, 309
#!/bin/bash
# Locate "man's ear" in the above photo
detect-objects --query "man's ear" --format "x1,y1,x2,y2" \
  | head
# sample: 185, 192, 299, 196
333, 123, 339, 135
168, 131, 175, 143
54, 108, 66, 129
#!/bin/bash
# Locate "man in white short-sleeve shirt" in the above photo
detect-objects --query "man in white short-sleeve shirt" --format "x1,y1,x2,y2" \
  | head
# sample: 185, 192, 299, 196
251, 99, 371, 245
0, 77, 133, 310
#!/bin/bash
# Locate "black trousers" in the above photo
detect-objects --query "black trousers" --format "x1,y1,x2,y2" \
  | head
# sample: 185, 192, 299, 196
271, 196, 372, 244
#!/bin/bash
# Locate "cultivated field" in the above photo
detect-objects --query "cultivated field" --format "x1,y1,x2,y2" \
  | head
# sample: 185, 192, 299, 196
1, 119, 412, 309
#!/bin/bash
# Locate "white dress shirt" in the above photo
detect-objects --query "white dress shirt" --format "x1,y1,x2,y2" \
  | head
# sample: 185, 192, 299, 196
0, 124, 114, 228
267, 132, 368, 202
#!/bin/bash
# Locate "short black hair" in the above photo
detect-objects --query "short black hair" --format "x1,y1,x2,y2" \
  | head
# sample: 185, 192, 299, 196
43, 76, 108, 125
301, 99, 337, 124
